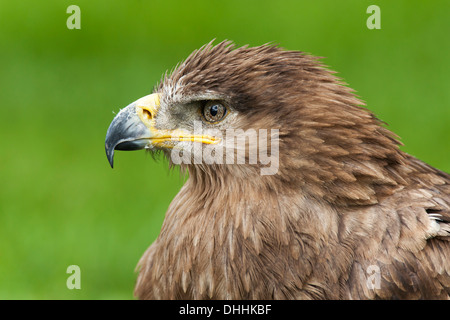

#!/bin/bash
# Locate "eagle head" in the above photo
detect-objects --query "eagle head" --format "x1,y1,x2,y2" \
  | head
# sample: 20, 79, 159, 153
105, 40, 403, 205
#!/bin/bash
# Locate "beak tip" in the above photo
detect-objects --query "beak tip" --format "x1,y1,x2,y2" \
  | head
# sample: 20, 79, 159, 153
105, 95, 158, 169
105, 144, 115, 169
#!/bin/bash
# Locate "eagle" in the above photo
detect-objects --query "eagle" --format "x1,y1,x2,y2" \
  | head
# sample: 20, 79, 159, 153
105, 41, 450, 299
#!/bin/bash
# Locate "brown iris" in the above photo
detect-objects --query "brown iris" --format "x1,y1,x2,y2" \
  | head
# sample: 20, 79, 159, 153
202, 101, 227, 123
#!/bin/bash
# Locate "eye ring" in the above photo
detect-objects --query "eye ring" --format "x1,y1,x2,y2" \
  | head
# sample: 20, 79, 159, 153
201, 101, 227, 123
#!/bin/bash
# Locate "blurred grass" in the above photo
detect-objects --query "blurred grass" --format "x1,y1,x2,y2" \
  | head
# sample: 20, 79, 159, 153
0, 0, 448, 299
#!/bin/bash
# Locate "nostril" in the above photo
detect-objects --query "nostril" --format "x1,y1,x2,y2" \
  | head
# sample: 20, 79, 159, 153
143, 109, 152, 120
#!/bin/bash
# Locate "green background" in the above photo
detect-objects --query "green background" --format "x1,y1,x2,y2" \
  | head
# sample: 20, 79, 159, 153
0, 0, 448, 299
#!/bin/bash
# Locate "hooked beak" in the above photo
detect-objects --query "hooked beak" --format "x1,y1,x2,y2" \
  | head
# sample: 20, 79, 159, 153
105, 94, 160, 168
105, 93, 219, 168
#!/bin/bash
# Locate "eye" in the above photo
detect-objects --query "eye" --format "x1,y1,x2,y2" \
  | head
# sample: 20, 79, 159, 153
202, 101, 227, 123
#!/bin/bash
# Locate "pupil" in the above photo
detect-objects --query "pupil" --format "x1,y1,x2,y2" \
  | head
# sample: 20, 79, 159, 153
210, 105, 218, 117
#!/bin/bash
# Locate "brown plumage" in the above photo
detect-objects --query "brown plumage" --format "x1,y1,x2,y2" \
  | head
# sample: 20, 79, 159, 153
105, 41, 450, 299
